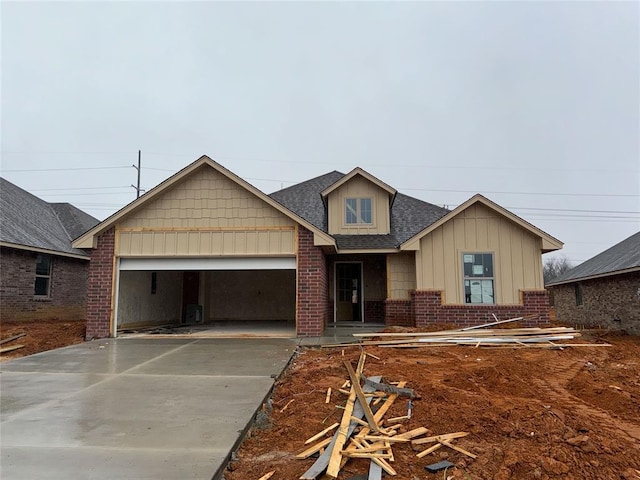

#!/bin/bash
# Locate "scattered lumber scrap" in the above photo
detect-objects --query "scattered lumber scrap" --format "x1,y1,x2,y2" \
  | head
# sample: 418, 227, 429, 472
413, 432, 476, 459
0, 332, 27, 346
340, 317, 610, 349
0, 344, 25, 354
297, 353, 474, 479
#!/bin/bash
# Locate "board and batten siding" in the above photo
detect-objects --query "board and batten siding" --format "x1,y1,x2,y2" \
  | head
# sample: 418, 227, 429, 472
327, 176, 391, 235
387, 252, 416, 300
115, 166, 296, 257
417, 203, 544, 304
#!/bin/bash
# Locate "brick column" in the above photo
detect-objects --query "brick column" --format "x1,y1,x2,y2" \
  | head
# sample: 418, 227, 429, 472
86, 228, 115, 339
296, 227, 328, 336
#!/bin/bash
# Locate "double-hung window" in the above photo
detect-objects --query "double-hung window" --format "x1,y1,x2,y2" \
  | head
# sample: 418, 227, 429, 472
463, 253, 494, 304
34, 254, 52, 297
345, 198, 372, 225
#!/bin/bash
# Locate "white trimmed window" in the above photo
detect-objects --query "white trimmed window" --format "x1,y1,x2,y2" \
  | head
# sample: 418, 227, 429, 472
34, 254, 52, 296
345, 198, 372, 225
463, 253, 494, 304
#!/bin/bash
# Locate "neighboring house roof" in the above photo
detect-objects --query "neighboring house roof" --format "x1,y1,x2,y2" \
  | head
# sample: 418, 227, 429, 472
400, 194, 563, 253
269, 174, 450, 249
547, 231, 640, 286
0, 178, 99, 259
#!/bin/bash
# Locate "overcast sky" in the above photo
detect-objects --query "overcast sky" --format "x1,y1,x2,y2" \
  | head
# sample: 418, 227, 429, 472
2, 1, 638, 265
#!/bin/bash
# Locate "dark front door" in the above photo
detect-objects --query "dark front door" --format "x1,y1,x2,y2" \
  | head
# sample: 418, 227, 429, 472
335, 263, 363, 322
182, 271, 200, 322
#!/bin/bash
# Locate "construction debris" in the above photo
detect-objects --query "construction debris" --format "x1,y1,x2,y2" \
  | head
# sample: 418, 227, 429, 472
0, 332, 27, 346
297, 352, 474, 479
340, 317, 611, 349
0, 344, 25, 354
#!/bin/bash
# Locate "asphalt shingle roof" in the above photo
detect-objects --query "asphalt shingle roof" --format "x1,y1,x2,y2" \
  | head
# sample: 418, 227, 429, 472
547, 231, 640, 285
0, 178, 99, 257
269, 172, 449, 249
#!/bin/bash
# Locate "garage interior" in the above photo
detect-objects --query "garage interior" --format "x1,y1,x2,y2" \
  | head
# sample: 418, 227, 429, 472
115, 263, 296, 336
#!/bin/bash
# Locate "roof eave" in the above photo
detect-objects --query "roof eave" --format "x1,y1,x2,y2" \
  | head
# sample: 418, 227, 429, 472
400, 194, 563, 251
546, 266, 640, 287
320, 167, 397, 199
72, 156, 335, 249
336, 248, 399, 254
0, 241, 90, 260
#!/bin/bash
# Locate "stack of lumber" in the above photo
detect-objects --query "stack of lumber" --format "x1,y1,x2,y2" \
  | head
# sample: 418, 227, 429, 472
346, 317, 610, 349
296, 351, 474, 479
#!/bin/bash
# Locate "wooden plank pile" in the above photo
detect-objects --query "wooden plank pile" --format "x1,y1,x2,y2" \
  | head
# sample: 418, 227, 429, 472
346, 316, 611, 349
296, 351, 476, 479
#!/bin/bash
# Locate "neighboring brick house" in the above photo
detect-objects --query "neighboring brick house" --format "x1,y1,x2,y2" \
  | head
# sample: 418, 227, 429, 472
73, 156, 563, 339
0, 178, 99, 322
547, 231, 640, 335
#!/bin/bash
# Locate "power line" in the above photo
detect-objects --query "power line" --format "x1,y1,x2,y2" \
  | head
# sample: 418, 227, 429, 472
2, 166, 130, 172
3, 149, 638, 173
29, 186, 131, 192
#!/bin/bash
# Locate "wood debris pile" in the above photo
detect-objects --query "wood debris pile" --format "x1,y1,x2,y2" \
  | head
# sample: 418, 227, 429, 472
347, 316, 612, 349
296, 351, 474, 479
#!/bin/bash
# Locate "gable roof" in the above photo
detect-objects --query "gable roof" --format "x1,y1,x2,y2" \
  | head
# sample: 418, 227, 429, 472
0, 178, 99, 259
73, 156, 334, 249
547, 231, 640, 286
270, 173, 449, 249
320, 167, 397, 202
400, 194, 563, 252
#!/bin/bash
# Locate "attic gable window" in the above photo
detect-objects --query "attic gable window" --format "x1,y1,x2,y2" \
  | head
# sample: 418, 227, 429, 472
34, 254, 52, 296
345, 198, 372, 225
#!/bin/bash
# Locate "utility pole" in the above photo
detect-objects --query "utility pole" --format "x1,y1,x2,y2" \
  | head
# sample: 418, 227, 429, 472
131, 150, 143, 198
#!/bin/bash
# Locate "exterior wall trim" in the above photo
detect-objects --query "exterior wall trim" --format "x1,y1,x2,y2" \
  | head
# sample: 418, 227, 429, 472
0, 241, 90, 261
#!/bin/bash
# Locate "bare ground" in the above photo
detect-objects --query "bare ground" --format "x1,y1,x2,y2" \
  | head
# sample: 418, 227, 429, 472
0, 318, 86, 362
225, 329, 640, 480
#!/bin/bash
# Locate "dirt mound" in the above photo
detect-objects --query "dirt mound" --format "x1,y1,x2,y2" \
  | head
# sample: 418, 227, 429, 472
225, 332, 640, 479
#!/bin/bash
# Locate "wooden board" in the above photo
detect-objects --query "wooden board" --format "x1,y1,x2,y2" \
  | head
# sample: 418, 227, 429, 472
299, 376, 381, 480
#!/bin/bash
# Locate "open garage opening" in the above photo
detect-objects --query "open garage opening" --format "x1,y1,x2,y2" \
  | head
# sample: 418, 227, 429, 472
115, 267, 296, 337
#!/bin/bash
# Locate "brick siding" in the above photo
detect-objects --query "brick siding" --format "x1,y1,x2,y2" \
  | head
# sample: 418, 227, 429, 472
0, 246, 89, 322
412, 289, 550, 328
296, 227, 329, 336
550, 271, 640, 335
85, 228, 115, 339
384, 299, 414, 326
364, 300, 384, 323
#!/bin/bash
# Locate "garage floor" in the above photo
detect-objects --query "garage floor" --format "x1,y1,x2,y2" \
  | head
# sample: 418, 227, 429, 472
0, 337, 296, 480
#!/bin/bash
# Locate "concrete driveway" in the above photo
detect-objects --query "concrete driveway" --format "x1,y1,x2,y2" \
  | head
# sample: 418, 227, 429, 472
0, 337, 296, 480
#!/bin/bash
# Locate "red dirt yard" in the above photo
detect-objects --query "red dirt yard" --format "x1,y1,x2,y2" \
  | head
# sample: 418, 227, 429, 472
225, 330, 640, 480
0, 319, 86, 362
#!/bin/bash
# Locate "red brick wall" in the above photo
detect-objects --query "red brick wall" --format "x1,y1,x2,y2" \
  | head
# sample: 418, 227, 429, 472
412, 289, 550, 328
384, 299, 414, 326
550, 272, 640, 335
296, 227, 329, 336
364, 300, 384, 323
0, 246, 89, 321
86, 229, 115, 339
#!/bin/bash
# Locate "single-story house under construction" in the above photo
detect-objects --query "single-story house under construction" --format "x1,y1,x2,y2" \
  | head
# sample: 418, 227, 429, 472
547, 231, 640, 335
73, 156, 563, 338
